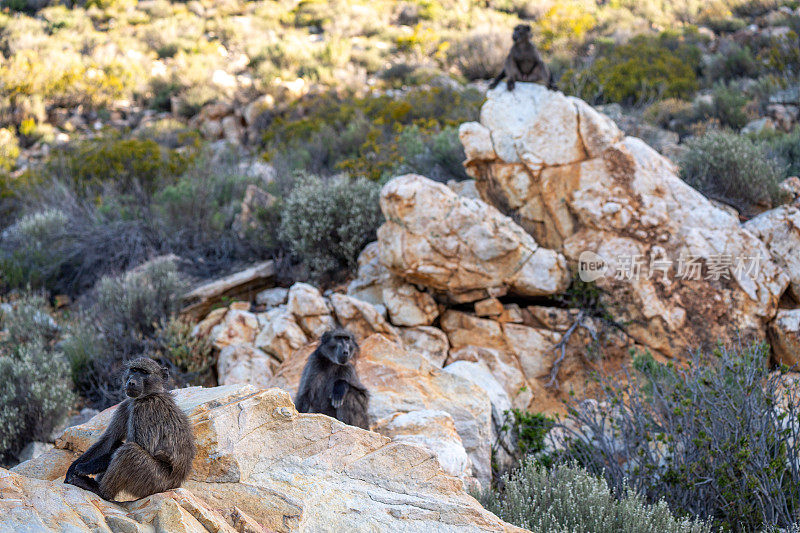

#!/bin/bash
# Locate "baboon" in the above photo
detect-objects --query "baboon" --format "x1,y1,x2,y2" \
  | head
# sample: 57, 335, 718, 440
295, 328, 370, 429
64, 358, 195, 501
489, 24, 555, 91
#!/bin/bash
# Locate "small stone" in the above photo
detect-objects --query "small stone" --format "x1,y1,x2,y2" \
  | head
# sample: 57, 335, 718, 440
474, 298, 504, 317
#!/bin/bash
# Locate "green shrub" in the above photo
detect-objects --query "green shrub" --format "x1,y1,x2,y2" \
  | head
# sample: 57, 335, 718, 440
764, 127, 800, 179
703, 42, 760, 81
0, 295, 73, 462
44, 136, 192, 199
152, 317, 215, 386
693, 83, 751, 130
558, 342, 800, 531
679, 129, 785, 214
1, 146, 277, 296
0, 209, 71, 291
479, 461, 710, 533
642, 98, 696, 134
396, 125, 468, 182
279, 174, 382, 278
261, 87, 482, 180
562, 32, 701, 104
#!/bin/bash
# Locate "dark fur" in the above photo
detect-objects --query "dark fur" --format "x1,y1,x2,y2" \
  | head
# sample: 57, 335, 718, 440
64, 358, 195, 501
489, 24, 555, 91
295, 329, 370, 429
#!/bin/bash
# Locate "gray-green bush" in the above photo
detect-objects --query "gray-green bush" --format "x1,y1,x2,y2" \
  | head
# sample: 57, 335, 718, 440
557, 342, 800, 531
479, 461, 710, 533
64, 259, 188, 408
0, 295, 73, 462
279, 174, 382, 279
679, 129, 785, 214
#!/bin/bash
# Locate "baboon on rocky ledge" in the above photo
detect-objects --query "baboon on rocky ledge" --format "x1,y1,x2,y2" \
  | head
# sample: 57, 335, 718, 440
489, 24, 556, 91
64, 357, 195, 502
295, 328, 370, 430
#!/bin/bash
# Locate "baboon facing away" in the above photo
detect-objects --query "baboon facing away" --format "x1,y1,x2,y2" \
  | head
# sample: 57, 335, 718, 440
295, 328, 370, 429
489, 24, 555, 91
64, 358, 195, 501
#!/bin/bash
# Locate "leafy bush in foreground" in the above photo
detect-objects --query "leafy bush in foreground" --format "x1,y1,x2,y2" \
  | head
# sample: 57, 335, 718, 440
479, 461, 710, 533
279, 174, 382, 279
557, 342, 800, 531
0, 295, 73, 461
679, 129, 785, 214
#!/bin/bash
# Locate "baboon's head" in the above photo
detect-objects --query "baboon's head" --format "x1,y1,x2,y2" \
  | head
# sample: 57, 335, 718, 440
319, 328, 359, 365
512, 24, 532, 43
124, 357, 168, 398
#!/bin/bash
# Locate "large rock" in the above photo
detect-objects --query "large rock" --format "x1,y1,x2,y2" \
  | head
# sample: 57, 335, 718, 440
10, 385, 521, 532
382, 279, 439, 327
287, 282, 335, 338
254, 306, 309, 362
204, 306, 260, 349
347, 241, 392, 306
271, 334, 494, 486
217, 343, 274, 388
399, 325, 450, 367
378, 174, 570, 303
373, 410, 472, 481
348, 242, 439, 326
769, 309, 800, 367
444, 361, 516, 472
745, 205, 800, 303
330, 293, 401, 343
461, 83, 789, 357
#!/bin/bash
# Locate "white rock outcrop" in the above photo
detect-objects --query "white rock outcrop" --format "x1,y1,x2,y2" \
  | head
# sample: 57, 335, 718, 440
461, 83, 789, 357
378, 174, 570, 303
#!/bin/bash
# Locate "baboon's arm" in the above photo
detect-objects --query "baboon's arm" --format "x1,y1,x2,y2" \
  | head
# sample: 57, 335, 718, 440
488, 68, 506, 89
65, 401, 129, 481
330, 380, 349, 408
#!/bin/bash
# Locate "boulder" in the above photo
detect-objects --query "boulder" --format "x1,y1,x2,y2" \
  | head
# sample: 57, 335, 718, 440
271, 335, 494, 486
444, 361, 516, 471
461, 83, 788, 358
382, 279, 439, 326
744, 205, 800, 302
378, 174, 570, 303
347, 241, 391, 306
769, 309, 800, 367
217, 343, 275, 387
255, 286, 288, 308
398, 325, 450, 367
10, 385, 520, 532
441, 309, 633, 414
330, 293, 400, 343
254, 306, 309, 361
287, 282, 335, 338
206, 308, 260, 349
347, 242, 438, 326
373, 410, 472, 482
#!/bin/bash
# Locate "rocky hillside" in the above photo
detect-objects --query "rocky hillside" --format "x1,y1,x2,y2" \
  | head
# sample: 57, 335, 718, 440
6, 82, 800, 531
